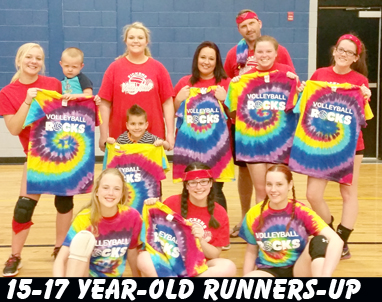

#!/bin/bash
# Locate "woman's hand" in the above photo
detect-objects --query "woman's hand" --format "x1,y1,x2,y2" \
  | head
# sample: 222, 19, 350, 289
166, 133, 175, 151
106, 137, 116, 144
191, 223, 204, 240
286, 71, 299, 80
215, 85, 227, 102
25, 88, 39, 104
360, 84, 371, 100
144, 197, 160, 206
297, 81, 306, 93
94, 95, 102, 106
176, 86, 190, 102
231, 76, 241, 83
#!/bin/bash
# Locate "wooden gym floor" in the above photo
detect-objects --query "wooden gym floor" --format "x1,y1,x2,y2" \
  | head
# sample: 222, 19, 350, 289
0, 162, 381, 277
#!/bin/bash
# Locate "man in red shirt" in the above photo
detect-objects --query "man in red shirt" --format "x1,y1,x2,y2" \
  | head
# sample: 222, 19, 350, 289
224, 9, 295, 237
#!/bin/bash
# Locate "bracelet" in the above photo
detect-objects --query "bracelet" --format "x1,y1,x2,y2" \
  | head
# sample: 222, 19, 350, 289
24, 101, 31, 106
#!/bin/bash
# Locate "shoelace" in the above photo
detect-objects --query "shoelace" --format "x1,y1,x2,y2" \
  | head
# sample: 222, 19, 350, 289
5, 255, 19, 266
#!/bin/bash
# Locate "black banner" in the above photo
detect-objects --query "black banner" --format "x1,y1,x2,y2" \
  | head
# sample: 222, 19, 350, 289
2, 278, 378, 301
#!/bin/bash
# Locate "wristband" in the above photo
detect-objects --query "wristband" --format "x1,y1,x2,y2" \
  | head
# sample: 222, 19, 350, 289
24, 101, 31, 106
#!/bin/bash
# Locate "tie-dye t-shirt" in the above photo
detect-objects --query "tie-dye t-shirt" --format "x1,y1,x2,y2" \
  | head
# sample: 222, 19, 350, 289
24, 89, 100, 195
226, 71, 298, 164
62, 204, 142, 277
103, 143, 169, 214
173, 86, 234, 182
239, 199, 327, 268
287, 81, 373, 184
141, 202, 208, 277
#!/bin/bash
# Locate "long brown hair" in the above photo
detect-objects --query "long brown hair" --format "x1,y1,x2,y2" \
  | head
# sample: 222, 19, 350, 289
81, 168, 128, 236
190, 41, 227, 86
331, 33, 368, 77
181, 162, 220, 229
11, 43, 46, 83
117, 22, 152, 60
256, 164, 297, 232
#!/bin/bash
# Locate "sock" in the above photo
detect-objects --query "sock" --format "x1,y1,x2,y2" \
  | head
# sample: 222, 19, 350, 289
336, 223, 353, 245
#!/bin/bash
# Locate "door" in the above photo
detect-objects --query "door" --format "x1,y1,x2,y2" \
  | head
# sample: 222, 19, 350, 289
317, 6, 381, 158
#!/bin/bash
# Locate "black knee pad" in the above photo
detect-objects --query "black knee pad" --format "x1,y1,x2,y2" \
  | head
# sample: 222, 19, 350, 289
14, 197, 38, 223
54, 195, 74, 214
309, 235, 329, 260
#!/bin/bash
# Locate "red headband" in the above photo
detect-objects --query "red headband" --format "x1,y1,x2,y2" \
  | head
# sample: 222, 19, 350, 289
337, 34, 362, 55
183, 169, 213, 181
236, 12, 259, 25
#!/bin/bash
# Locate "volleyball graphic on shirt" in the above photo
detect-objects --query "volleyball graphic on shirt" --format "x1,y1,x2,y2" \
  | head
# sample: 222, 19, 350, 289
141, 202, 208, 277
121, 72, 154, 95
239, 200, 327, 268
104, 143, 169, 214
288, 80, 373, 184
173, 86, 234, 183
24, 89, 100, 195
226, 71, 298, 164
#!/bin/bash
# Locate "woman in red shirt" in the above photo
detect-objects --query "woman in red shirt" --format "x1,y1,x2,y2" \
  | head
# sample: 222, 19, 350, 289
0, 43, 71, 277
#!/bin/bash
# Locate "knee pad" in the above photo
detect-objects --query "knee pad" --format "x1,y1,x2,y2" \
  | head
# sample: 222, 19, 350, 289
54, 195, 74, 214
309, 235, 329, 260
69, 230, 96, 262
14, 197, 38, 223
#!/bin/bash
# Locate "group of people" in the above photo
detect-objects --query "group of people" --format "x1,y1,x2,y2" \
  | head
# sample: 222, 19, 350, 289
0, 8, 371, 278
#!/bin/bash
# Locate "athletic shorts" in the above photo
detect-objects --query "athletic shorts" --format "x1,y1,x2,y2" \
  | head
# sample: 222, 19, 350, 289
258, 265, 294, 277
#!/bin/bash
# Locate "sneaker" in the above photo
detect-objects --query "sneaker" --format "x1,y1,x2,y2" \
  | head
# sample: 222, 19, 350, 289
222, 244, 231, 251
3, 254, 22, 277
52, 247, 61, 259
341, 244, 351, 260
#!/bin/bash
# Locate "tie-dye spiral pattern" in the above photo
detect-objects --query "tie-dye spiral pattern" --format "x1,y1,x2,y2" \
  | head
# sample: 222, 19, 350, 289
104, 144, 169, 214
288, 81, 372, 184
226, 71, 298, 164
141, 202, 208, 277
63, 204, 142, 277
173, 86, 235, 183
24, 89, 100, 195
239, 200, 327, 268
236, 38, 249, 67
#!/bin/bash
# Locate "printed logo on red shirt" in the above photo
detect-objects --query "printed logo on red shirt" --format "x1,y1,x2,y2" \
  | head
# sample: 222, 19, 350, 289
121, 72, 154, 95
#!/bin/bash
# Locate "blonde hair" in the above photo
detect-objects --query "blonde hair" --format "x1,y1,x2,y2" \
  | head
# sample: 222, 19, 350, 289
11, 43, 45, 83
82, 168, 128, 236
61, 47, 84, 63
117, 22, 152, 60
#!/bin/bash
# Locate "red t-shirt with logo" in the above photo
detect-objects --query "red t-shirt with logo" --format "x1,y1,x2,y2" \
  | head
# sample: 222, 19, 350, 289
164, 194, 229, 248
98, 57, 173, 139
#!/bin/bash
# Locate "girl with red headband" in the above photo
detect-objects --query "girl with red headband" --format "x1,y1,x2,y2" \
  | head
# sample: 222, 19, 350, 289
137, 162, 237, 277
304, 33, 371, 260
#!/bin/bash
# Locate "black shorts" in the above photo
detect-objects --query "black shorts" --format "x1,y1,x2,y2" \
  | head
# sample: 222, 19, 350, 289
355, 149, 364, 155
258, 266, 294, 277
231, 124, 247, 167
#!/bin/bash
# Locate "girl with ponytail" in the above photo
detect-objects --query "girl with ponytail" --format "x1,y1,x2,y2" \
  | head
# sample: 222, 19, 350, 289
137, 162, 236, 277
240, 165, 343, 277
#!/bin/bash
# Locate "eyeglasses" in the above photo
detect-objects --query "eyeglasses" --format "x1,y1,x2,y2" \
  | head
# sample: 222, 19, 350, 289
336, 47, 357, 57
187, 179, 211, 187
